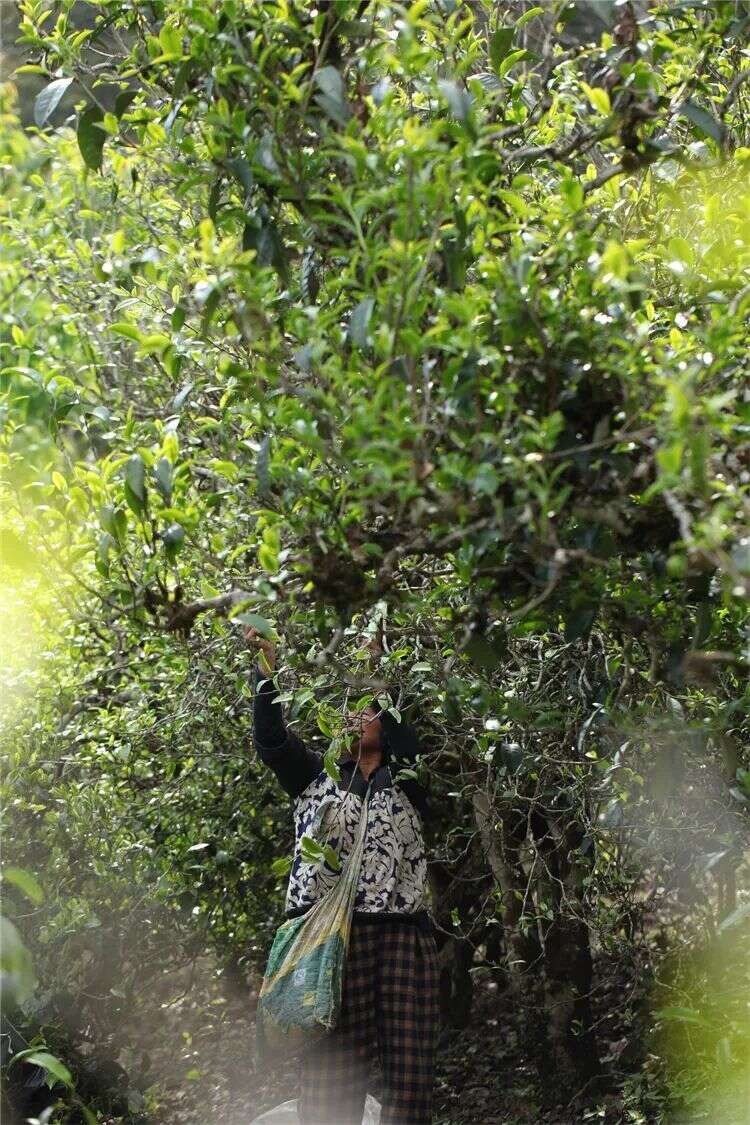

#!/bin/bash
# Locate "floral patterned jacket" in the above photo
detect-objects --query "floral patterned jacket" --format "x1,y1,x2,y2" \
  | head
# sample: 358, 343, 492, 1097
253, 665, 432, 932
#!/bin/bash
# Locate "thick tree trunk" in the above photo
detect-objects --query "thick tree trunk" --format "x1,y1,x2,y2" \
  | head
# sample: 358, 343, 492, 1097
533, 812, 600, 1098
437, 935, 475, 1028
428, 860, 488, 1028
472, 790, 542, 987
473, 790, 550, 1090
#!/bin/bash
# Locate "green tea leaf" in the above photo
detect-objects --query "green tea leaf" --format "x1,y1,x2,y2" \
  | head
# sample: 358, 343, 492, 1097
438, 80, 473, 123
489, 27, 514, 73
313, 66, 351, 126
679, 98, 724, 143
9, 1051, 72, 1088
111, 322, 141, 342
2, 866, 44, 905
349, 297, 374, 347
77, 105, 105, 171
34, 78, 73, 127
516, 5, 544, 27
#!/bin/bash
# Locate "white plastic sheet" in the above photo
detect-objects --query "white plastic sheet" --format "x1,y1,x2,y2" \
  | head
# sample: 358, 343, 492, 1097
250, 1094, 381, 1124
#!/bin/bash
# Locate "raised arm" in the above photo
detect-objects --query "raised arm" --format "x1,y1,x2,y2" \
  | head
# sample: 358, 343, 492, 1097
246, 627, 322, 799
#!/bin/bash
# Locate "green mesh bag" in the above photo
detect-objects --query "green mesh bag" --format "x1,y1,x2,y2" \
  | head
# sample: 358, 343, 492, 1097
256, 790, 370, 1059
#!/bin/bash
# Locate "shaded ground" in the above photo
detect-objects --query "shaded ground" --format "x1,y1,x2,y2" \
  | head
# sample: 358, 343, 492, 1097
109, 932, 747, 1125
7, 922, 739, 1125
143, 952, 652, 1125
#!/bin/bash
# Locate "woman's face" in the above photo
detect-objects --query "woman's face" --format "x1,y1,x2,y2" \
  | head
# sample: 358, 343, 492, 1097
344, 704, 382, 754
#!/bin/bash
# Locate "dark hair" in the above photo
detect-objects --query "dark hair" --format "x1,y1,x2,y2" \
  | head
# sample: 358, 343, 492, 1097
374, 690, 430, 819
374, 689, 424, 764
371, 683, 398, 754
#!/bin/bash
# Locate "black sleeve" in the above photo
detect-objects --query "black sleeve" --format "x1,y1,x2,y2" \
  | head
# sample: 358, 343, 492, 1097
379, 708, 431, 821
253, 664, 322, 799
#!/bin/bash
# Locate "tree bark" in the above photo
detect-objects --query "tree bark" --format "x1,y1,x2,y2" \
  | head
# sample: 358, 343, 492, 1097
533, 811, 600, 1098
472, 791, 542, 985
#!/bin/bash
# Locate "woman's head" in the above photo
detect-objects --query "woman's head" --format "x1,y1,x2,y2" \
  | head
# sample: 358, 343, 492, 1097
343, 681, 409, 758
344, 703, 383, 755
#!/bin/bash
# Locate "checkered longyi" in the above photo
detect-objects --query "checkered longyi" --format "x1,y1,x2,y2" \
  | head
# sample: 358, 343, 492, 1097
297, 915, 440, 1125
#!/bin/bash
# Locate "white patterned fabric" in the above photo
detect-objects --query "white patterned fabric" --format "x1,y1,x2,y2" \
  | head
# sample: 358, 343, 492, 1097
285, 768, 428, 915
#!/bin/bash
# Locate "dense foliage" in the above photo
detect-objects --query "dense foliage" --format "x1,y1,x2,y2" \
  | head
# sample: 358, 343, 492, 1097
2, 1, 749, 1122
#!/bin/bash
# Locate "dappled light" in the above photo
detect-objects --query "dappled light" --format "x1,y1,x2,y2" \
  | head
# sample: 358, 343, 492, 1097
2, 2, 749, 1124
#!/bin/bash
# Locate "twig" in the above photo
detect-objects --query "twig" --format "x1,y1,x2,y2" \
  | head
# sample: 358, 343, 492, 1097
545, 426, 654, 459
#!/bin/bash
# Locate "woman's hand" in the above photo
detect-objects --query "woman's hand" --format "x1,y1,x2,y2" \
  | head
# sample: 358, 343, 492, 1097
243, 625, 276, 675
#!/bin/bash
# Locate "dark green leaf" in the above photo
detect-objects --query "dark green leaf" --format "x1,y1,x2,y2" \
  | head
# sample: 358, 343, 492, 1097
243, 212, 287, 280
77, 105, 105, 171
565, 605, 598, 642
300, 246, 320, 303
208, 178, 222, 221
125, 454, 146, 503
227, 157, 254, 199
100, 504, 116, 535
162, 522, 185, 558
313, 66, 351, 126
154, 456, 173, 502
441, 235, 467, 289
124, 454, 146, 515
465, 633, 506, 670
95, 531, 115, 576
201, 287, 221, 330
100, 504, 127, 544
114, 89, 137, 117
679, 99, 724, 144
489, 27, 514, 73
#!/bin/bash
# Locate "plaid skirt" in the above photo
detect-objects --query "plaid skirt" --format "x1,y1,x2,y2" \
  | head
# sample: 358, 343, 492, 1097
297, 914, 440, 1125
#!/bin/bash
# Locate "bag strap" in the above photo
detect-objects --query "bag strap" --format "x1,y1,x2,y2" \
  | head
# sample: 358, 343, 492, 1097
295, 780, 373, 924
